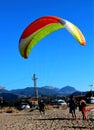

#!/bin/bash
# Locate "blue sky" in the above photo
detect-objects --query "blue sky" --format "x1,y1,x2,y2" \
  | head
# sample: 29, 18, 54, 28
0, 0, 93, 91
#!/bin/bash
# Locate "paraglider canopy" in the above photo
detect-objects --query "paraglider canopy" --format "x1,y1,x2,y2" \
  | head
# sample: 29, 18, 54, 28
19, 16, 86, 59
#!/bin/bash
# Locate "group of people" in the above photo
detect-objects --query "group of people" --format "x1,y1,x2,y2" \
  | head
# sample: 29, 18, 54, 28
38, 97, 89, 120
68, 96, 87, 120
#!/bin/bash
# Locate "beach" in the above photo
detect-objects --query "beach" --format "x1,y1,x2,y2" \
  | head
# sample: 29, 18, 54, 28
0, 106, 94, 130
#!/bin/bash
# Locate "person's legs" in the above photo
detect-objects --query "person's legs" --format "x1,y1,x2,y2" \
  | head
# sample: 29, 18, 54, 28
82, 107, 86, 120
72, 109, 76, 119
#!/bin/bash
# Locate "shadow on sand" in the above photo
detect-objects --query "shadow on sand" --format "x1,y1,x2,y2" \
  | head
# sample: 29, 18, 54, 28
34, 117, 94, 129
34, 117, 94, 121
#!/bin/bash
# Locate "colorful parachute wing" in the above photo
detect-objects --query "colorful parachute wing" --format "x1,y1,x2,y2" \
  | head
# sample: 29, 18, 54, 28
19, 16, 86, 58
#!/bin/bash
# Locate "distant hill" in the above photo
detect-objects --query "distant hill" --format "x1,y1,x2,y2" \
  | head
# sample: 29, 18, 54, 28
0, 93, 25, 102
10, 87, 35, 96
38, 86, 59, 96
0, 85, 83, 101
9, 86, 59, 97
0, 85, 77, 97
59, 86, 77, 94
0, 87, 9, 93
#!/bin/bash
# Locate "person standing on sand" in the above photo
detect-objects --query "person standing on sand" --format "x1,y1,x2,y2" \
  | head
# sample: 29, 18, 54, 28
68, 96, 77, 119
79, 99, 87, 120
38, 100, 45, 114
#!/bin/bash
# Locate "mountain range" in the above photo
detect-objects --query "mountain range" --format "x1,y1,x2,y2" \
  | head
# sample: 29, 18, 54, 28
0, 86, 84, 102
10, 86, 77, 96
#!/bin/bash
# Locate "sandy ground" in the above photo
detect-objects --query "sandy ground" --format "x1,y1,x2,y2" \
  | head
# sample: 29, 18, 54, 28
0, 106, 94, 130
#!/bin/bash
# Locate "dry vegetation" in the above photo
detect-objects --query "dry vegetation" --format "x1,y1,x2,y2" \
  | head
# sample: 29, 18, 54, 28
0, 107, 19, 113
